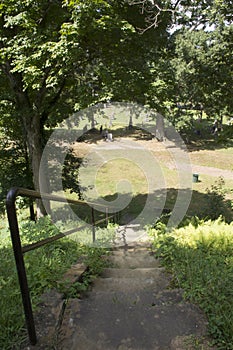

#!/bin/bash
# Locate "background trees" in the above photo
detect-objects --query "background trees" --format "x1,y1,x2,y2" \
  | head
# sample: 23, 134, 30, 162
171, 24, 233, 122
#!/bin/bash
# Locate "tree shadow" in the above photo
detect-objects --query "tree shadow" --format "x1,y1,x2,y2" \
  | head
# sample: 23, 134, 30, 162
76, 123, 233, 153
76, 128, 103, 144
181, 122, 233, 152
50, 122, 233, 158
100, 188, 233, 225
50, 187, 233, 228
75, 126, 153, 143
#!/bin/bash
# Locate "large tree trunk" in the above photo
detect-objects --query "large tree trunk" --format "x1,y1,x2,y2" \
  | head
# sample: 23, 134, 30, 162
155, 113, 165, 141
5, 67, 50, 217
25, 115, 50, 217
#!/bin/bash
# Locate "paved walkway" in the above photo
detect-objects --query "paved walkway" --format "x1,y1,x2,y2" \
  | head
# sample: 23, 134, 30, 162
191, 164, 233, 179
167, 162, 233, 180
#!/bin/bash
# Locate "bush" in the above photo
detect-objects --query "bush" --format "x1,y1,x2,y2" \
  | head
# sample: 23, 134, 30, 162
150, 218, 233, 349
203, 177, 233, 222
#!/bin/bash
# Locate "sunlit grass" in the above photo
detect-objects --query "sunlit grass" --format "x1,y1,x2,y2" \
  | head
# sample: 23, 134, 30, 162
95, 158, 148, 197
190, 147, 233, 171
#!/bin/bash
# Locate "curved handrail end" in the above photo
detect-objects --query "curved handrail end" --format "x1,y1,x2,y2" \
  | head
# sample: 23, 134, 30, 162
6, 187, 20, 207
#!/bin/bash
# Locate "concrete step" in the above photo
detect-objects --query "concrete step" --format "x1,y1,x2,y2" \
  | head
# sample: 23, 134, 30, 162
101, 267, 164, 278
54, 243, 212, 350
59, 288, 209, 350
91, 272, 168, 293
108, 253, 159, 269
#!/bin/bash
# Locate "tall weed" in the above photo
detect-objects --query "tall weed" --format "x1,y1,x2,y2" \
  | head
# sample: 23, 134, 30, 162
151, 218, 233, 349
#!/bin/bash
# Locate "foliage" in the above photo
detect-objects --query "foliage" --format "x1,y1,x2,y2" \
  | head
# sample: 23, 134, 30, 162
0, 0, 170, 208
0, 139, 33, 214
217, 125, 233, 145
203, 177, 233, 222
170, 23, 233, 123
177, 0, 233, 29
150, 218, 233, 349
1, 0, 233, 207
0, 215, 111, 349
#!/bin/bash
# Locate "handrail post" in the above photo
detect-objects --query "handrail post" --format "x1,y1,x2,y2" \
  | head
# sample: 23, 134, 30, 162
106, 207, 109, 226
91, 207, 96, 242
6, 189, 37, 345
29, 201, 36, 222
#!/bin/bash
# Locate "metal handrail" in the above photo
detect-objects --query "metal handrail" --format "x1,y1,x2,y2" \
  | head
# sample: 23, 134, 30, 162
6, 187, 118, 345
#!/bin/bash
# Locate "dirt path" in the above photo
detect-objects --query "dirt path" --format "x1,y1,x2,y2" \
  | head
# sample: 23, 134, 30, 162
191, 164, 233, 179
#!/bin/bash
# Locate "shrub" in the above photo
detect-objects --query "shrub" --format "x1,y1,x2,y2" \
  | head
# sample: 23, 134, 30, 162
151, 218, 233, 349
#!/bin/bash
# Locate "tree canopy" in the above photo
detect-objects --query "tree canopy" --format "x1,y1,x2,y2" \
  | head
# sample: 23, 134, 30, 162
0, 0, 232, 213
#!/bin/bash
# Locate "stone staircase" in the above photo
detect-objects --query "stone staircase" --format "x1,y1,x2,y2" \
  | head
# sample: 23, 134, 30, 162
57, 243, 212, 350
25, 225, 214, 350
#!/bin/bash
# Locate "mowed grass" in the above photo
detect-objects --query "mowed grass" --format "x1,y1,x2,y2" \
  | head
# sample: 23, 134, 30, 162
189, 147, 233, 170
95, 158, 148, 197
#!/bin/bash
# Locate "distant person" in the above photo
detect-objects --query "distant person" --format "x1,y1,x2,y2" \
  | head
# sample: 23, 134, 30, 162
100, 125, 103, 134
83, 124, 88, 133
212, 120, 218, 135
195, 117, 201, 136
103, 129, 108, 140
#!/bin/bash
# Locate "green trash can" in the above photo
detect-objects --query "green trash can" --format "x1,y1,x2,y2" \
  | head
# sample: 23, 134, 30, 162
192, 173, 199, 183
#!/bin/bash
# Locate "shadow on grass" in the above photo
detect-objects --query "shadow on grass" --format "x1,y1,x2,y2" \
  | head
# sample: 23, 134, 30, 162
76, 124, 233, 155
76, 126, 153, 143
181, 123, 233, 152
51, 187, 233, 228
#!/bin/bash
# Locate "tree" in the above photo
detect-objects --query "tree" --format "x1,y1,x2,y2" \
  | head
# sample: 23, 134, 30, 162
6, 0, 231, 218
0, 0, 171, 215
171, 24, 233, 122
0, 0, 75, 215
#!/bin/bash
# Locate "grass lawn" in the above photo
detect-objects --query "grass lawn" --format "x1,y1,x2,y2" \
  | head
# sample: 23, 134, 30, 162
95, 158, 148, 196
189, 147, 233, 170
72, 127, 233, 224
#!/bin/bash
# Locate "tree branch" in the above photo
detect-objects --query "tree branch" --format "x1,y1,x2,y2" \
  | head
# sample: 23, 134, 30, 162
128, 0, 182, 32
2, 61, 32, 113
35, 67, 52, 110
40, 78, 66, 126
